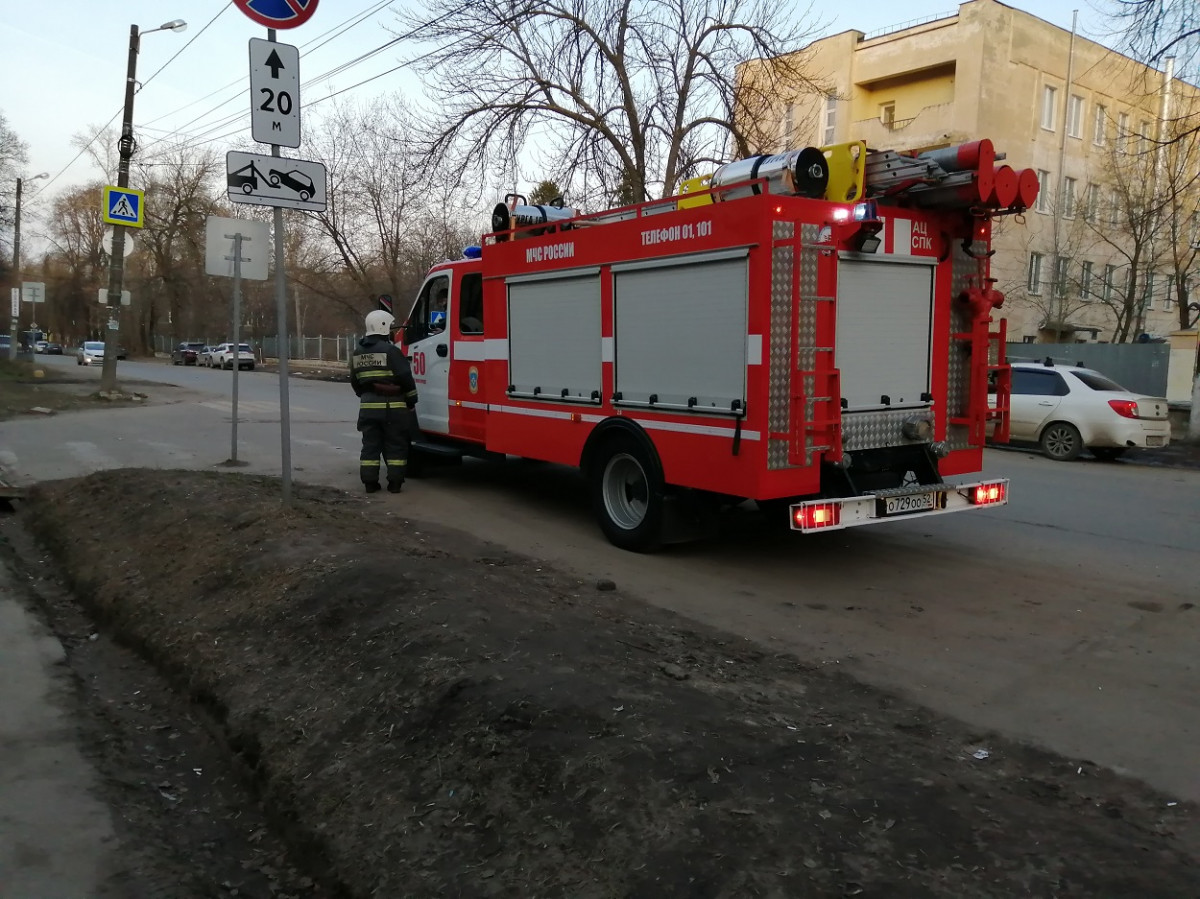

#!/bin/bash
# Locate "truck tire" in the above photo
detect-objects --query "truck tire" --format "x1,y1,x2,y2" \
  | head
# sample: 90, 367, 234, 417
590, 437, 664, 552
1039, 421, 1082, 461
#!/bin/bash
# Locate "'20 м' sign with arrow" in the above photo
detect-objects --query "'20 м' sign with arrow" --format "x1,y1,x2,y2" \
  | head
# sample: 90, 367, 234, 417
249, 38, 300, 148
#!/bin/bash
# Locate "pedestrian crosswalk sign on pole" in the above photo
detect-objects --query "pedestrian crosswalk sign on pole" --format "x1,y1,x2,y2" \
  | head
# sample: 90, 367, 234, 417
102, 186, 145, 228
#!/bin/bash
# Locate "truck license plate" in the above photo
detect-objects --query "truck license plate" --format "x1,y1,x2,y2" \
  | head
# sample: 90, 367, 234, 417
883, 492, 937, 516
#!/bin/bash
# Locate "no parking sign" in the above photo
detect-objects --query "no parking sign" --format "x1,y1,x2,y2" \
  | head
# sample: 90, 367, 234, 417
233, 0, 319, 29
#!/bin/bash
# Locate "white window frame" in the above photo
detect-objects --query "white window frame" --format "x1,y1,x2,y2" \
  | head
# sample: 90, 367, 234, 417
1035, 170, 1052, 213
1109, 190, 1122, 225
1142, 272, 1155, 310
1093, 104, 1107, 145
1103, 264, 1118, 301
1053, 256, 1070, 298
1116, 112, 1130, 151
1041, 85, 1058, 131
1067, 95, 1084, 138
1085, 183, 1100, 223
1063, 177, 1077, 218
823, 97, 837, 145
1028, 252, 1044, 294
1080, 260, 1093, 300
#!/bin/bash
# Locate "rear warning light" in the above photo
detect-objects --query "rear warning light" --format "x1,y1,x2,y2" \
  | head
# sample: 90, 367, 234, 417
970, 482, 1007, 505
793, 502, 841, 530
1108, 399, 1138, 419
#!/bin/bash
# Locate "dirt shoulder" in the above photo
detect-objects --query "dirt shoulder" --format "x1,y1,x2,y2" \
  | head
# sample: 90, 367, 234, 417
0, 359, 147, 420
16, 469, 1200, 897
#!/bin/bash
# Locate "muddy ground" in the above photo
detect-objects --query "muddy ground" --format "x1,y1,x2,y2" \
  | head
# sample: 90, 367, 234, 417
0, 359, 145, 420
6, 468, 1198, 897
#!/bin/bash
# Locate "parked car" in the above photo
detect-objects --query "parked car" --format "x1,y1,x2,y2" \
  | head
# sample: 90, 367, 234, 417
172, 341, 206, 365
1001, 360, 1171, 461
200, 345, 221, 367
213, 342, 256, 371
76, 341, 106, 366
0, 335, 10, 353
117, 345, 128, 361
43, 342, 63, 355
35, 340, 48, 353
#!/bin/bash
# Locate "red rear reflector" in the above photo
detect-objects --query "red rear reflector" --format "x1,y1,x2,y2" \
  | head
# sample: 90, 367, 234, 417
971, 483, 1006, 505
794, 502, 841, 530
1108, 399, 1138, 419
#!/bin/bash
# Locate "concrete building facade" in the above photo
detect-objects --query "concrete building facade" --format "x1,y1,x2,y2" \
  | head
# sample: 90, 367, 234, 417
756, 0, 1198, 343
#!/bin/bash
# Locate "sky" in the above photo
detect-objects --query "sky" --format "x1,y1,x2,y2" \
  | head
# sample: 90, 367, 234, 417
2, 0, 1122, 219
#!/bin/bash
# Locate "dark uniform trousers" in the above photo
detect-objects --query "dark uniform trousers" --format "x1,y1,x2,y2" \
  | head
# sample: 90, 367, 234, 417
357, 396, 411, 487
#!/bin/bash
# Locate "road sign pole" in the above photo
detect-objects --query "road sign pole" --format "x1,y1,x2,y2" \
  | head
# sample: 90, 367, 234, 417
9, 178, 21, 361
230, 233, 243, 464
269, 27, 294, 506
100, 24, 140, 394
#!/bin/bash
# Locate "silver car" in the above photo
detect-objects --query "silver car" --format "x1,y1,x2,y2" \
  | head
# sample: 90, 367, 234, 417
76, 341, 106, 366
1003, 361, 1171, 461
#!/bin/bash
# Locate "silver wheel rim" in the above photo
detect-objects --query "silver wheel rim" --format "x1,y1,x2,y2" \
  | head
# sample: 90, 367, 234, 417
1045, 425, 1076, 458
602, 453, 649, 530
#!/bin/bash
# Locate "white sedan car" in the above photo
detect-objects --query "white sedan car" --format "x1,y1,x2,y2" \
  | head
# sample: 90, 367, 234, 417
76, 340, 106, 365
1004, 361, 1170, 461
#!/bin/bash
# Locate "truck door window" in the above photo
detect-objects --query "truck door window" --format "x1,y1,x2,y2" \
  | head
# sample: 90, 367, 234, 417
407, 275, 450, 342
459, 272, 484, 334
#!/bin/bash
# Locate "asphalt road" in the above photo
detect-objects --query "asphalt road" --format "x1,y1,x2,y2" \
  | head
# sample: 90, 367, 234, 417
4, 355, 1198, 802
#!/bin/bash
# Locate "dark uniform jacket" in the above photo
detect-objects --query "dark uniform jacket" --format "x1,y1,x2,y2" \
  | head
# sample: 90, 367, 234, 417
350, 334, 419, 417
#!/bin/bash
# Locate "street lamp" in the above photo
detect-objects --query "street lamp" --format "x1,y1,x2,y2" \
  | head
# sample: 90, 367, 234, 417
99, 18, 187, 393
8, 171, 49, 361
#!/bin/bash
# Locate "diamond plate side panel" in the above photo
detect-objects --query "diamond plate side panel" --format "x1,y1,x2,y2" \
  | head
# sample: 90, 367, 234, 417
796, 232, 823, 466
768, 221, 795, 470
841, 409, 931, 452
946, 241, 975, 450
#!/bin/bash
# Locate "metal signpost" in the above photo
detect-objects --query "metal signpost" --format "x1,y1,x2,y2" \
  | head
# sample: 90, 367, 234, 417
231, 0, 320, 505
205, 215, 269, 466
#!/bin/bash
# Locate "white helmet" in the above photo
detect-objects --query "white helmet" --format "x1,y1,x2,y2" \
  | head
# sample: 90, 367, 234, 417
365, 309, 396, 336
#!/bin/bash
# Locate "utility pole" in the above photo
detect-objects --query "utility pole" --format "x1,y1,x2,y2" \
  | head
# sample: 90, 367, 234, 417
99, 19, 186, 393
8, 177, 23, 362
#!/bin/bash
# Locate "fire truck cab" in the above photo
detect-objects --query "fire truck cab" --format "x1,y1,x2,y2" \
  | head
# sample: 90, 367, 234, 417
399, 140, 1035, 551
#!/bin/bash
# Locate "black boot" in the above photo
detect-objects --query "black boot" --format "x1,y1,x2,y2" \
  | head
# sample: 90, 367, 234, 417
365, 482, 381, 494
387, 480, 403, 494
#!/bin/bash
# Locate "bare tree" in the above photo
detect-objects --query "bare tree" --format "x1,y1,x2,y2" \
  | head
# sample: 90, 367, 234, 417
1, 110, 31, 270
41, 183, 108, 343
394, 0, 824, 203
303, 97, 480, 321
1111, 0, 1199, 82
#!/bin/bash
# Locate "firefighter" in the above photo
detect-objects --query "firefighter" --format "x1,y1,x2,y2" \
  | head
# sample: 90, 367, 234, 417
350, 310, 419, 493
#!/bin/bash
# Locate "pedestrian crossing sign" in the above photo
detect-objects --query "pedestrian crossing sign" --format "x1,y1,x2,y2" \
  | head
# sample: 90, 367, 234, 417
102, 186, 145, 228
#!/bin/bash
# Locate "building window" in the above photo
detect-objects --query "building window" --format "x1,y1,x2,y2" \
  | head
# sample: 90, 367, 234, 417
1163, 277, 1176, 311
780, 102, 795, 149
1053, 256, 1070, 297
1191, 214, 1200, 248
1116, 112, 1129, 151
1093, 105, 1107, 145
823, 97, 836, 145
1067, 95, 1084, 138
879, 102, 895, 128
1108, 190, 1122, 225
1142, 272, 1155, 310
1041, 85, 1058, 130
1081, 261, 1094, 299
1063, 177, 1077, 217
1085, 184, 1100, 223
1035, 170, 1051, 213
1139, 120, 1152, 153
1103, 264, 1119, 301
1028, 253, 1044, 294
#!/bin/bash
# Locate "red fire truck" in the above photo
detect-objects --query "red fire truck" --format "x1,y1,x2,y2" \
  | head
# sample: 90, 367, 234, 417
399, 139, 1038, 550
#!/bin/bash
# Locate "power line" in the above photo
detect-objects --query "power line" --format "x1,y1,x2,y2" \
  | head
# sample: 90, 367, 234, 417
140, 2, 233, 92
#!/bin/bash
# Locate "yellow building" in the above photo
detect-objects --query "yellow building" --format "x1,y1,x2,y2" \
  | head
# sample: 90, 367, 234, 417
752, 0, 1198, 343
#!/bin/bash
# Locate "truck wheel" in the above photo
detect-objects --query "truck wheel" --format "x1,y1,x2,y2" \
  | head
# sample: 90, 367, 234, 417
591, 438, 664, 552
1039, 422, 1082, 461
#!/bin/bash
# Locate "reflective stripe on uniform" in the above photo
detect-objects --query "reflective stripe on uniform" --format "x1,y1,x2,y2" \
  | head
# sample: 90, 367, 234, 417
359, 401, 409, 409
385, 459, 407, 466
360, 460, 380, 466
356, 370, 394, 380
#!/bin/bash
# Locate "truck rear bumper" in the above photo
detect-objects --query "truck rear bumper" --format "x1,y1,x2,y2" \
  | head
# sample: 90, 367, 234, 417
789, 480, 1008, 533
